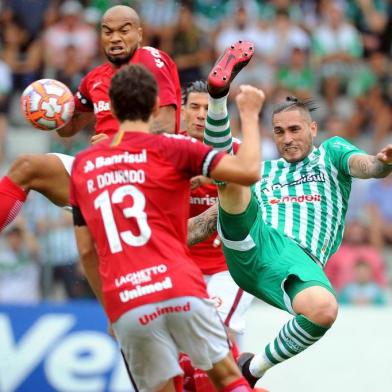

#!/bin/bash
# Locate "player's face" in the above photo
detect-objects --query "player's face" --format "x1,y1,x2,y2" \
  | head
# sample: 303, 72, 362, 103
272, 109, 317, 163
182, 92, 208, 141
101, 18, 142, 67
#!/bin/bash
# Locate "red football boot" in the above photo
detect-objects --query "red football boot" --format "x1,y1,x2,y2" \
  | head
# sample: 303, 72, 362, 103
208, 40, 255, 98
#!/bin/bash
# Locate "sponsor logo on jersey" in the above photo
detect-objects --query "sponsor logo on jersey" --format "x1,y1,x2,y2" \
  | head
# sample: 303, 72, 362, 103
83, 150, 148, 173
190, 195, 218, 206
269, 194, 321, 204
138, 301, 191, 325
265, 173, 325, 193
93, 100, 110, 113
115, 264, 167, 287
143, 46, 165, 68
119, 277, 173, 302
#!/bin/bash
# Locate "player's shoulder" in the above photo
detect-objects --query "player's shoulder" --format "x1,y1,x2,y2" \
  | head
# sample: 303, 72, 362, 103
83, 62, 112, 80
162, 132, 198, 144
137, 46, 175, 69
321, 136, 357, 152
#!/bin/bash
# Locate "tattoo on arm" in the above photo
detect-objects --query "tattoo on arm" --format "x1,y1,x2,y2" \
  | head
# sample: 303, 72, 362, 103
187, 204, 218, 247
350, 155, 392, 179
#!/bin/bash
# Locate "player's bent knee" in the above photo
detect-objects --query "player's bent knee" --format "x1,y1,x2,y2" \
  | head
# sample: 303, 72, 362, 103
8, 154, 42, 188
308, 296, 338, 327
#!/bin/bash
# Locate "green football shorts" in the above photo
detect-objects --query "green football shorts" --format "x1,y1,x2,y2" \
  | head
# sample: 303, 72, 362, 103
217, 194, 335, 315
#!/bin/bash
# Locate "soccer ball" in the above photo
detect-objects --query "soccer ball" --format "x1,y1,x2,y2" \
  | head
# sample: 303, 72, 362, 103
21, 79, 75, 131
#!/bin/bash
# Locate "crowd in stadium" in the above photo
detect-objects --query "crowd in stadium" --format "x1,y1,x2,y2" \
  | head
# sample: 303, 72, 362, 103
0, 0, 391, 307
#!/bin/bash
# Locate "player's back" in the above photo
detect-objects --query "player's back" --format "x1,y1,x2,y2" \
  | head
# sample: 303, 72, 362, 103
71, 131, 216, 321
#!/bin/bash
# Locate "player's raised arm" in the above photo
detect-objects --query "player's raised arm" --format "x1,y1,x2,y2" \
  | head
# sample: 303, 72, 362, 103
187, 203, 218, 246
56, 110, 95, 137
349, 144, 392, 179
209, 85, 264, 185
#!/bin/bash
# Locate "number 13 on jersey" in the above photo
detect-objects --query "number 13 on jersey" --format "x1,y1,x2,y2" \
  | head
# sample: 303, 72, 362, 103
94, 185, 152, 253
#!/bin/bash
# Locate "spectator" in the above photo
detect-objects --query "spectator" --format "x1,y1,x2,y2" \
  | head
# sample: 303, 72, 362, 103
276, 46, 315, 100
54, 45, 88, 92
2, 16, 43, 91
345, 0, 388, 54
137, 0, 179, 47
0, 57, 11, 165
165, 4, 210, 86
338, 259, 387, 305
346, 83, 392, 150
0, 222, 41, 303
214, 5, 275, 96
325, 219, 388, 292
43, 0, 98, 76
268, 9, 310, 66
31, 199, 90, 299
4, 0, 51, 36
365, 175, 392, 248
312, 1, 363, 111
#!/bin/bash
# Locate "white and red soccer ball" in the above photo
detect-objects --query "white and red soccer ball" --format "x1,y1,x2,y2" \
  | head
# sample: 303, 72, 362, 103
21, 79, 75, 131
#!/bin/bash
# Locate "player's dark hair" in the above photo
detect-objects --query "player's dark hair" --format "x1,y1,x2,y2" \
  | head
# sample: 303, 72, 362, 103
182, 80, 208, 105
272, 96, 318, 122
109, 64, 157, 122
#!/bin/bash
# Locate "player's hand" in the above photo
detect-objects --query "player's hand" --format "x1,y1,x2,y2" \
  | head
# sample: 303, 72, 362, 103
376, 144, 392, 165
190, 175, 214, 190
235, 85, 265, 117
91, 133, 109, 145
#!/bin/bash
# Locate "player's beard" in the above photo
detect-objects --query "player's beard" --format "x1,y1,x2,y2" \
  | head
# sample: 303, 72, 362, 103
106, 46, 138, 67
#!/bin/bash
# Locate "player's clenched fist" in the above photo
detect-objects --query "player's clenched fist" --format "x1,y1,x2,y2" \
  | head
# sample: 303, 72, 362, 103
235, 85, 266, 117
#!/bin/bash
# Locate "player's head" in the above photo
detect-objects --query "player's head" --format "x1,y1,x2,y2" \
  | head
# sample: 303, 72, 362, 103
182, 80, 208, 141
101, 5, 142, 67
272, 96, 318, 163
109, 64, 158, 123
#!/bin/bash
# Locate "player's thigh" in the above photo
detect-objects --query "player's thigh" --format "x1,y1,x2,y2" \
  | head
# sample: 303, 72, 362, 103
112, 303, 183, 392
205, 271, 253, 335
38, 153, 73, 206
219, 209, 333, 315
11, 153, 72, 206
258, 240, 335, 314
166, 296, 230, 371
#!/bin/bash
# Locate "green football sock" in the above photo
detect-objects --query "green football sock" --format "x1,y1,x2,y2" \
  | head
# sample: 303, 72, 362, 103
249, 314, 330, 377
203, 94, 233, 154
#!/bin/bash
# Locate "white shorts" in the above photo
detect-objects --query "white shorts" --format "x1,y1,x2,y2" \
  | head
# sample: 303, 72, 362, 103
112, 296, 230, 392
47, 153, 74, 175
204, 271, 254, 335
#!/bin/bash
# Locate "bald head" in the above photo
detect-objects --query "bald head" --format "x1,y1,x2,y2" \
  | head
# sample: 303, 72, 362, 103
101, 5, 142, 67
102, 5, 140, 27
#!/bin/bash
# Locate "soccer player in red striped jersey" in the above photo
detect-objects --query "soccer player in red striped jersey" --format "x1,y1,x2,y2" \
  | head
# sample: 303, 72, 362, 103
70, 64, 264, 391
0, 5, 181, 233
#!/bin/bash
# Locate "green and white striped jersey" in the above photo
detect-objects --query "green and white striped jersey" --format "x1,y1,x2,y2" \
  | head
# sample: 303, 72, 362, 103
252, 136, 366, 266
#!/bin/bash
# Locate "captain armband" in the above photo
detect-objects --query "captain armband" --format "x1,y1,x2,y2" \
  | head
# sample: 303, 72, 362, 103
72, 205, 87, 226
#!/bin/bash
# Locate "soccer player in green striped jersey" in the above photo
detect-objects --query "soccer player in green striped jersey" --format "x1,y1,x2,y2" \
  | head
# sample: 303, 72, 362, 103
202, 40, 392, 387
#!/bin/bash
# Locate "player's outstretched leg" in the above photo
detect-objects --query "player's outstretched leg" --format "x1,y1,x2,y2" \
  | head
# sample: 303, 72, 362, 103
0, 154, 70, 231
203, 40, 254, 154
238, 314, 329, 387
208, 40, 255, 99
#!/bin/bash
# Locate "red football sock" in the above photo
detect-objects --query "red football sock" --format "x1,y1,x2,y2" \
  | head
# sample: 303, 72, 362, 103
194, 368, 215, 392
173, 375, 184, 392
221, 377, 252, 392
0, 176, 27, 231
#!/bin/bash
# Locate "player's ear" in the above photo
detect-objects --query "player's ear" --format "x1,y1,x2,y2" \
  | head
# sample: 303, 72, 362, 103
152, 97, 160, 117
138, 27, 143, 44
